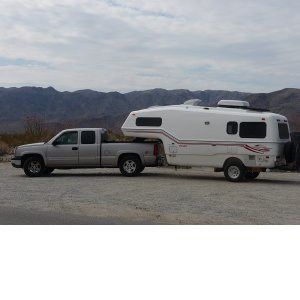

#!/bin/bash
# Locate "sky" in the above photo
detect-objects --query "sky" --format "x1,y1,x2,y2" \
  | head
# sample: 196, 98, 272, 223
0, 0, 300, 93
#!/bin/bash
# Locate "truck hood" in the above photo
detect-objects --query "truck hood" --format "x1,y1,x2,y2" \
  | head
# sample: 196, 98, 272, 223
18, 142, 45, 148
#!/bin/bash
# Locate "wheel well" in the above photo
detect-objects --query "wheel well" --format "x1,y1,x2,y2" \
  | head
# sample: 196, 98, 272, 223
223, 157, 244, 169
117, 153, 142, 167
21, 154, 44, 167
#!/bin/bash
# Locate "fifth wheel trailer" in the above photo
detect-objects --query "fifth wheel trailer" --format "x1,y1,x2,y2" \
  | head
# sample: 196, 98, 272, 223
122, 99, 293, 182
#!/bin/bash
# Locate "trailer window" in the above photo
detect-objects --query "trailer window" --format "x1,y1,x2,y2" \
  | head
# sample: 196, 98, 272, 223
278, 123, 289, 139
227, 122, 238, 134
240, 122, 266, 138
81, 131, 96, 144
136, 117, 162, 127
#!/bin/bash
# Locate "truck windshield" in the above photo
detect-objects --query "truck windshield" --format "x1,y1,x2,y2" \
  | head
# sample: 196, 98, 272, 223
278, 123, 289, 139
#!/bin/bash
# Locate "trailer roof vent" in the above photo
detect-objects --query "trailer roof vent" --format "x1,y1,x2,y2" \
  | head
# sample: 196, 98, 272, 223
217, 100, 250, 109
183, 99, 202, 106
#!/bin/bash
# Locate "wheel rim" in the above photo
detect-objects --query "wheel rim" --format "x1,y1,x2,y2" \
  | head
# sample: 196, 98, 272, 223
227, 165, 240, 179
123, 160, 136, 173
28, 161, 42, 174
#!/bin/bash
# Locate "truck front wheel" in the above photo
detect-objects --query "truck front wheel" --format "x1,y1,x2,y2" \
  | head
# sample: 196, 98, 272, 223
23, 156, 45, 177
119, 155, 143, 177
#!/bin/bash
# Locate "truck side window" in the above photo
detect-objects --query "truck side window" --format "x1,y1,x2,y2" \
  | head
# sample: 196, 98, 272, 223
54, 131, 78, 145
239, 122, 266, 138
227, 122, 238, 134
81, 131, 96, 144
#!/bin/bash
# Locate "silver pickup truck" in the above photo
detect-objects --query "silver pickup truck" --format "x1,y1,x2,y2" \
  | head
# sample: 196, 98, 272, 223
11, 128, 160, 177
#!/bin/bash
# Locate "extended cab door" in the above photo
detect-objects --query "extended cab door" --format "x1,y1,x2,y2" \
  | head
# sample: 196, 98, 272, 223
78, 130, 100, 166
46, 131, 79, 167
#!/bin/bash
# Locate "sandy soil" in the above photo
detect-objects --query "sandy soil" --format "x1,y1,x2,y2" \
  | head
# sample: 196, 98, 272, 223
0, 162, 299, 224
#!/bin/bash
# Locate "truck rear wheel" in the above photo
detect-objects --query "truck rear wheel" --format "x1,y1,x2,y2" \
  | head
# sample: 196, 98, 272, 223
119, 155, 143, 177
224, 159, 245, 182
23, 156, 45, 177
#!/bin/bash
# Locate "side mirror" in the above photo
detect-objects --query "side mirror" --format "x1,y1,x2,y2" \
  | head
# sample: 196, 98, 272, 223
52, 140, 58, 146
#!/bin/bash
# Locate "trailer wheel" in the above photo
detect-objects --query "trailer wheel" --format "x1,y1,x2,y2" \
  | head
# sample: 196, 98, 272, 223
23, 156, 45, 177
245, 172, 260, 180
119, 155, 142, 177
284, 142, 296, 163
224, 159, 245, 182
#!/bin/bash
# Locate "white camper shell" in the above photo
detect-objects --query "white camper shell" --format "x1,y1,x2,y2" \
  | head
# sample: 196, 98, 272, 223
121, 100, 291, 182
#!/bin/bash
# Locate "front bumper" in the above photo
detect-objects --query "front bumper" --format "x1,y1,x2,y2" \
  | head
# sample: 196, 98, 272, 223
11, 156, 22, 168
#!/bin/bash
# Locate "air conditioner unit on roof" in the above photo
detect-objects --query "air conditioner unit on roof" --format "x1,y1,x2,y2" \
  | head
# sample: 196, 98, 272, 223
217, 100, 250, 108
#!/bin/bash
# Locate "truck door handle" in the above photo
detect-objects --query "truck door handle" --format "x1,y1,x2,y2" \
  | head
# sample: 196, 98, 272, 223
72, 147, 78, 151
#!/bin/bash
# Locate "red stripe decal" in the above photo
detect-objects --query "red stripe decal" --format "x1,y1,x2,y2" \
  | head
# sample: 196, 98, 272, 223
125, 129, 271, 153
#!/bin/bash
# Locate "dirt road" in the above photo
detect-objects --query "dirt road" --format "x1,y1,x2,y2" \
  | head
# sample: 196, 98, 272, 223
0, 162, 299, 224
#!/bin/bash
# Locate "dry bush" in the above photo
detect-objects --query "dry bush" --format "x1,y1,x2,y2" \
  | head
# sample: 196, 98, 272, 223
0, 141, 10, 156
0, 116, 54, 148
24, 116, 52, 137
0, 132, 53, 148
106, 129, 134, 141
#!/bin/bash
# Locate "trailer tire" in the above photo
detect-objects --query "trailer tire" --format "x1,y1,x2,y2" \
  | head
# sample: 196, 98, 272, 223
284, 142, 296, 163
245, 172, 260, 180
23, 156, 45, 177
119, 155, 143, 177
224, 158, 245, 182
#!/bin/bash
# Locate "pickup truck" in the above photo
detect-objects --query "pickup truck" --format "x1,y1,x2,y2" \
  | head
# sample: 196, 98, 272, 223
11, 128, 160, 177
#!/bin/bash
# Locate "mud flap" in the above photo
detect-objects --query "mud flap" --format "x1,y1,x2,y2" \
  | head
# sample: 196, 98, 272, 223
284, 141, 296, 163
296, 143, 300, 171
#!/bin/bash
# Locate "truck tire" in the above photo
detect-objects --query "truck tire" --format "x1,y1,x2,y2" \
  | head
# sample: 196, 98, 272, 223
224, 158, 245, 182
284, 142, 296, 163
23, 156, 45, 177
119, 155, 143, 177
245, 172, 260, 180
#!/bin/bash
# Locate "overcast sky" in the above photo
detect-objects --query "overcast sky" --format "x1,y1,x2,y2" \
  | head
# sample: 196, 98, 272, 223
0, 0, 300, 93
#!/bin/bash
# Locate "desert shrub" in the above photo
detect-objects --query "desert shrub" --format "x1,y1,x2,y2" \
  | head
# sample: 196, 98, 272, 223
23, 116, 53, 141
0, 141, 10, 156
0, 131, 53, 148
106, 129, 134, 141
0, 122, 135, 148
0, 116, 54, 148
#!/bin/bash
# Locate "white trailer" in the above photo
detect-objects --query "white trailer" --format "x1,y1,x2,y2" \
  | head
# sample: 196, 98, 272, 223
121, 100, 291, 181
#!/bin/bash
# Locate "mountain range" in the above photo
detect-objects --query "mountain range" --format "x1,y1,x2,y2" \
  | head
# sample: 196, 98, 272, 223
0, 86, 299, 133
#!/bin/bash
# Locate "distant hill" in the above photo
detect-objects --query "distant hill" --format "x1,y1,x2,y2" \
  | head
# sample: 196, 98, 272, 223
0, 86, 299, 132
244, 88, 300, 131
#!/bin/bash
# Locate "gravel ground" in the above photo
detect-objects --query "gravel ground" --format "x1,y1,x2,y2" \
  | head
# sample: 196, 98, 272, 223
0, 162, 300, 224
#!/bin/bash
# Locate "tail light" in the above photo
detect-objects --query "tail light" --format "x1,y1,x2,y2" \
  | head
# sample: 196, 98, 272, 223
153, 144, 159, 156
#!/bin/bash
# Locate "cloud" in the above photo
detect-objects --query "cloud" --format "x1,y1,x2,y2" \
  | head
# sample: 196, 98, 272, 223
0, 0, 300, 92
